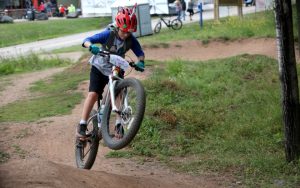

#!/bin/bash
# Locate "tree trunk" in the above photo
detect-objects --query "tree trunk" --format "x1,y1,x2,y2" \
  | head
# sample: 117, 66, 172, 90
214, 0, 219, 21
274, 0, 300, 162
296, 0, 300, 56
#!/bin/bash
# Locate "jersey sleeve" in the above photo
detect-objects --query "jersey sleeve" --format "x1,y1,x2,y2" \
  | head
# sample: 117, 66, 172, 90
82, 29, 110, 47
130, 36, 145, 57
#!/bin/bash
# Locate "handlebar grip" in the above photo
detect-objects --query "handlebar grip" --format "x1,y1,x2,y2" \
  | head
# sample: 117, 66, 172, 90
129, 62, 136, 67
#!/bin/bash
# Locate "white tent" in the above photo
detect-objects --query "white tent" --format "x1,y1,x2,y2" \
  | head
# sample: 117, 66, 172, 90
81, 0, 171, 17
111, 0, 171, 14
111, 0, 149, 8
81, 0, 115, 17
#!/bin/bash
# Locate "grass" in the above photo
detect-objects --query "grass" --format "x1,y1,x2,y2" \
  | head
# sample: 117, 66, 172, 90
0, 151, 10, 163
139, 9, 298, 46
0, 53, 72, 76
51, 45, 85, 54
12, 144, 26, 159
0, 62, 89, 122
0, 77, 12, 92
124, 55, 300, 187
0, 17, 111, 48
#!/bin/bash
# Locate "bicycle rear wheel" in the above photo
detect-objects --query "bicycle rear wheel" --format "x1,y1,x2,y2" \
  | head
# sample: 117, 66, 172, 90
75, 110, 100, 169
154, 22, 162, 33
171, 19, 182, 30
101, 78, 146, 150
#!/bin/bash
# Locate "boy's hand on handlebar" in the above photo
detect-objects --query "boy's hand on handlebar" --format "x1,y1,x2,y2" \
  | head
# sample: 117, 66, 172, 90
89, 44, 100, 55
135, 61, 145, 72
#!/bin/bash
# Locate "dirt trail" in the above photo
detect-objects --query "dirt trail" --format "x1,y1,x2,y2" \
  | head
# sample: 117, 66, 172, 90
0, 68, 65, 107
0, 38, 294, 188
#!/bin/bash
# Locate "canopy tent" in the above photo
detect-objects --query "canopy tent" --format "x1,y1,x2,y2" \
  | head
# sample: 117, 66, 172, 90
111, 0, 170, 14
81, 0, 170, 17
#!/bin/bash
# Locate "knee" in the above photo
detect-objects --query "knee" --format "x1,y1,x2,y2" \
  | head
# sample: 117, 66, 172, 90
87, 92, 98, 101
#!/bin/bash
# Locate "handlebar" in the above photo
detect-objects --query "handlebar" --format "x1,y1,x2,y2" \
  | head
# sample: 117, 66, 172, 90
97, 50, 136, 68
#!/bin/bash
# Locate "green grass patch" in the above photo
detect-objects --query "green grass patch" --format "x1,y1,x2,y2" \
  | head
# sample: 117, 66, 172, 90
106, 150, 133, 159
0, 17, 111, 47
12, 144, 26, 159
0, 53, 71, 76
140, 9, 298, 45
0, 151, 10, 163
0, 62, 89, 122
125, 54, 300, 187
0, 77, 12, 92
51, 45, 86, 54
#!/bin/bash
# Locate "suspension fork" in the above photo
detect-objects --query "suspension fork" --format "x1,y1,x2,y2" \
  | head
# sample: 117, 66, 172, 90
109, 75, 120, 113
123, 88, 128, 109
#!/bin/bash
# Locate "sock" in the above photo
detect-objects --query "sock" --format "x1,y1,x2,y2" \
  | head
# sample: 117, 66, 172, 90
115, 119, 121, 125
80, 120, 87, 125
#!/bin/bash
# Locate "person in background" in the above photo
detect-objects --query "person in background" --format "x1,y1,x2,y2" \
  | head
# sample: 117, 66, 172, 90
46, 0, 52, 17
39, 2, 46, 13
67, 4, 76, 14
181, 0, 186, 21
187, 0, 194, 21
175, 0, 182, 21
58, 4, 65, 17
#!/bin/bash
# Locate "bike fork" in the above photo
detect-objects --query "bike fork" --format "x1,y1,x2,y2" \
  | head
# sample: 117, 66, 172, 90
109, 75, 119, 113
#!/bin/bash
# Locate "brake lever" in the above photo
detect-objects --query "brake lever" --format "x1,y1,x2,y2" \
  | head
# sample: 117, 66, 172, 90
98, 50, 110, 57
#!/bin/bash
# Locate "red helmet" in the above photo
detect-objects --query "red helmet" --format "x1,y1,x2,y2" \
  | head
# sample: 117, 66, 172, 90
115, 7, 137, 33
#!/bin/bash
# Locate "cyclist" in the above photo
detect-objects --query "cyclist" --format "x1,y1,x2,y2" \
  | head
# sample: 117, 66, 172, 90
77, 6, 145, 139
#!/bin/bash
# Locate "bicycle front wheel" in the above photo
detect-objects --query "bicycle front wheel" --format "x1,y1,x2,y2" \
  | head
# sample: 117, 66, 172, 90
75, 110, 100, 169
171, 19, 182, 30
154, 22, 162, 33
101, 78, 146, 150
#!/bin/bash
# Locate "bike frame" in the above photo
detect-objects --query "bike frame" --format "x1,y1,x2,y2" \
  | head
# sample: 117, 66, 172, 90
159, 16, 171, 27
107, 67, 127, 114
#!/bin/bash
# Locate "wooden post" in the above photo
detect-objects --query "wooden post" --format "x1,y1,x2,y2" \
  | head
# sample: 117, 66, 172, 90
274, 0, 300, 162
238, 0, 243, 18
214, 0, 219, 21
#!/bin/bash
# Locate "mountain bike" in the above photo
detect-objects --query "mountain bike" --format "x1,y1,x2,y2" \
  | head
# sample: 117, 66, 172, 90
154, 15, 182, 34
75, 51, 146, 169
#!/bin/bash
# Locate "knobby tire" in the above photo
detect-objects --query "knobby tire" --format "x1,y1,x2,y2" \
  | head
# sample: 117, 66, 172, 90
171, 19, 182, 30
75, 110, 100, 169
101, 78, 146, 150
154, 22, 162, 33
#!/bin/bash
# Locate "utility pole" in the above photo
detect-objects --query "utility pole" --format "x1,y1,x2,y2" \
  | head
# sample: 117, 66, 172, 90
274, 0, 300, 162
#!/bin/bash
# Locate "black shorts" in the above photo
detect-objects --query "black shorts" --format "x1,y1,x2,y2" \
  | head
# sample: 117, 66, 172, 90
187, 9, 194, 15
89, 66, 109, 97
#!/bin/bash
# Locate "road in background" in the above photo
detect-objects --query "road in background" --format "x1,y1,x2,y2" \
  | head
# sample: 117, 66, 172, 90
0, 6, 256, 59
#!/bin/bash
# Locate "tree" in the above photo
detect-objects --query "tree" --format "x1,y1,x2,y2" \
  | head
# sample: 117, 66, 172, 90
274, 0, 300, 162
297, 0, 300, 56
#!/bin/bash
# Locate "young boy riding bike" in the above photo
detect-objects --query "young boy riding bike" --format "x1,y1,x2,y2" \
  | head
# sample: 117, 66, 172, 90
77, 6, 145, 139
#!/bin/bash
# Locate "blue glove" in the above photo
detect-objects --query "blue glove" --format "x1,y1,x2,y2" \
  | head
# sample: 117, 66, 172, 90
135, 61, 145, 72
89, 44, 100, 55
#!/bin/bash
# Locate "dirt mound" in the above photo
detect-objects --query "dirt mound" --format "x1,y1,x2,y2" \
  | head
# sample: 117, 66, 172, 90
0, 159, 188, 188
1, 38, 291, 188
141, 38, 280, 61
